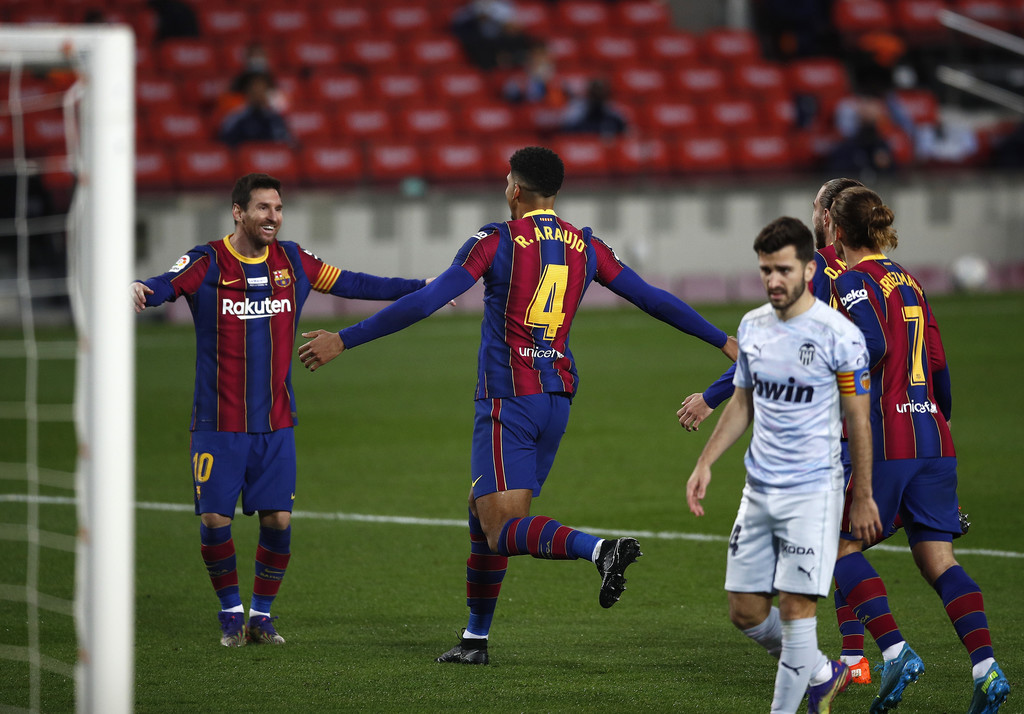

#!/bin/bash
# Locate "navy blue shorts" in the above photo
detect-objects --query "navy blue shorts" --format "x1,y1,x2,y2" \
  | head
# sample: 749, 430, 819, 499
842, 456, 961, 541
470, 393, 570, 499
189, 428, 296, 517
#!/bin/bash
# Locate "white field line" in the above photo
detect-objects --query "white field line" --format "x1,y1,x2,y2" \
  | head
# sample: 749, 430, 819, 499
2, 493, 1022, 559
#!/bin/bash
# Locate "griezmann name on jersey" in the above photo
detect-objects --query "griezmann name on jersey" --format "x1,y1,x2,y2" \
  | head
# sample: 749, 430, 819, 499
833, 254, 955, 461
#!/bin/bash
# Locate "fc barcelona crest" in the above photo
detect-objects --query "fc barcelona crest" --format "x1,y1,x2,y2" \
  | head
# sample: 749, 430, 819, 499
272, 269, 291, 288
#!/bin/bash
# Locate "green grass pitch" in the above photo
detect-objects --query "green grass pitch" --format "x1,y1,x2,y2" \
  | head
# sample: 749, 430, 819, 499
1, 293, 1021, 712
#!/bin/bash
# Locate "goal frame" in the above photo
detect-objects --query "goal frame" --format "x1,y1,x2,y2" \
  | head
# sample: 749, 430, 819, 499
0, 25, 135, 714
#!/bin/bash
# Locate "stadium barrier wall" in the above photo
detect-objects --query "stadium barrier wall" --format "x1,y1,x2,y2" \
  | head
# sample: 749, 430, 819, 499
130, 171, 1023, 321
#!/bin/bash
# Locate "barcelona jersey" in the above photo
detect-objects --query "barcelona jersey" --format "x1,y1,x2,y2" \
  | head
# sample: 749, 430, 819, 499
142, 236, 425, 433
455, 209, 625, 399
833, 254, 955, 460
813, 244, 848, 305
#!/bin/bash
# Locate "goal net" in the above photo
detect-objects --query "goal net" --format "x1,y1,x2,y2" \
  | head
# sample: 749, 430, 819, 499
0, 26, 134, 713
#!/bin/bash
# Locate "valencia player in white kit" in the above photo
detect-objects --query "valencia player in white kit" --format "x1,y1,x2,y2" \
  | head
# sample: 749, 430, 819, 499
687, 216, 881, 714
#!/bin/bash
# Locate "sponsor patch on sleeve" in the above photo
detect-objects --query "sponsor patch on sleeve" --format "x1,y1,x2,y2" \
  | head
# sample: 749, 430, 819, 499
170, 254, 190, 273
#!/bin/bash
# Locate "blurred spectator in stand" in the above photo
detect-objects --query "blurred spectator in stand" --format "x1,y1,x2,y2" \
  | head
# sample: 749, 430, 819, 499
451, 0, 535, 70
215, 43, 289, 125
915, 121, 980, 165
752, 0, 834, 60
503, 43, 566, 107
217, 71, 293, 147
828, 82, 915, 178
148, 0, 199, 40
560, 78, 629, 137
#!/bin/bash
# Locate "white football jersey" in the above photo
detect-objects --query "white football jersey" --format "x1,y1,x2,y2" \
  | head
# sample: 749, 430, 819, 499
734, 299, 868, 493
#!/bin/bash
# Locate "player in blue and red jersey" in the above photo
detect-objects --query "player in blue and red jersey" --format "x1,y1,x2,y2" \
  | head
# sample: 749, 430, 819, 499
131, 173, 428, 647
677, 178, 864, 432
298, 147, 737, 664
828, 186, 1009, 714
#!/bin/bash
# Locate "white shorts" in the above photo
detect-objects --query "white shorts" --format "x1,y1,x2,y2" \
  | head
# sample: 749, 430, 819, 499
723, 484, 843, 598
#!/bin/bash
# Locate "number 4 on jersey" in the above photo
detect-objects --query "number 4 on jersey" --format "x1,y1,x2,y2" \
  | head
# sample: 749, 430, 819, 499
526, 264, 568, 340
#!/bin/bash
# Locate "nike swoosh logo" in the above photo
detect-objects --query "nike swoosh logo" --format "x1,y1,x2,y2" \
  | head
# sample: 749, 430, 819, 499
222, 278, 241, 285
472, 476, 483, 488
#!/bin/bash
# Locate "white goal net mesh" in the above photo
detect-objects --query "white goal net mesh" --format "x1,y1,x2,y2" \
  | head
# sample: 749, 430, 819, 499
0, 26, 134, 713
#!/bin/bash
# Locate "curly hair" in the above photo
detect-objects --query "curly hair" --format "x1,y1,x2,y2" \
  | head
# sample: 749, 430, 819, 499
508, 146, 564, 197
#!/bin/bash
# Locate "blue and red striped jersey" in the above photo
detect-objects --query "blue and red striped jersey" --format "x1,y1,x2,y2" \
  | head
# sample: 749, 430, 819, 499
833, 254, 955, 460
812, 244, 848, 305
338, 209, 728, 400
142, 236, 425, 432
456, 209, 624, 398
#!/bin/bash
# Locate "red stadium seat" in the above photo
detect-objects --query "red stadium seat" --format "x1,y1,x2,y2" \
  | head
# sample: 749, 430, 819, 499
137, 76, 181, 109
832, 0, 894, 37
337, 103, 395, 142
670, 65, 728, 102
395, 104, 458, 140
551, 136, 611, 177
672, 135, 735, 173
461, 104, 517, 136
895, 88, 940, 124
429, 69, 488, 101
546, 36, 582, 65
894, 0, 952, 45
283, 38, 342, 72
638, 100, 701, 137
286, 107, 333, 143
608, 137, 671, 176
345, 38, 401, 70
299, 144, 365, 186
263, 8, 313, 35
135, 147, 176, 192
0, 116, 11, 158
515, 2, 551, 34
378, 5, 437, 35
586, 35, 640, 67
23, 110, 67, 156
703, 98, 759, 136
173, 143, 239, 189
555, 1, 612, 31
760, 97, 799, 131
181, 77, 229, 112
730, 62, 788, 100
952, 0, 1015, 31
158, 39, 219, 78
611, 66, 667, 100
147, 108, 213, 144
236, 143, 300, 184
424, 140, 489, 181
701, 29, 761, 66
368, 72, 427, 104
307, 73, 366, 106
642, 31, 700, 64
487, 134, 547, 174
404, 36, 464, 68
195, 7, 252, 37
318, 5, 372, 36
611, 1, 673, 33
786, 58, 851, 105
733, 133, 795, 172
366, 142, 425, 182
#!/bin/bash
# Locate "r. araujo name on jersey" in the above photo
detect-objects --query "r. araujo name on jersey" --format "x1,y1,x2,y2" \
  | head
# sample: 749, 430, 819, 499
735, 300, 868, 494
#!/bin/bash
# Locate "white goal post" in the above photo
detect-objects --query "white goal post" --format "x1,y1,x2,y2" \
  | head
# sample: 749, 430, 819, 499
0, 25, 135, 713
